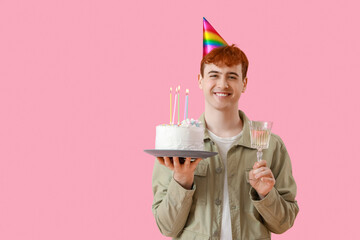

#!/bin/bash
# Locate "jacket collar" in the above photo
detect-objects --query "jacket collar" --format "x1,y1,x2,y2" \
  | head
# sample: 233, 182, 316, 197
198, 110, 254, 149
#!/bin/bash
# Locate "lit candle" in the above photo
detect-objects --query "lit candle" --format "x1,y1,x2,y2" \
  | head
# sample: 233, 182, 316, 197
184, 89, 189, 120
170, 87, 172, 124
177, 85, 180, 124
172, 87, 177, 125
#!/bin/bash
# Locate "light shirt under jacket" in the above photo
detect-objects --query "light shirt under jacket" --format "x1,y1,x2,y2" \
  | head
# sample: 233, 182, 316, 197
208, 129, 243, 240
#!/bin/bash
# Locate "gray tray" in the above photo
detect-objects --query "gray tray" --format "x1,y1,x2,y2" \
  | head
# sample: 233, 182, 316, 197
144, 149, 217, 161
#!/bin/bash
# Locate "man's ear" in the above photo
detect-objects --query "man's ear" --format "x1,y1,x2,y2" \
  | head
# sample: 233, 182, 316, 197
198, 74, 203, 89
242, 77, 248, 93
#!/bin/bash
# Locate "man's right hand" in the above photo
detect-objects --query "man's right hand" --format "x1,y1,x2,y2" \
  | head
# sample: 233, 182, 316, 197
156, 156, 202, 190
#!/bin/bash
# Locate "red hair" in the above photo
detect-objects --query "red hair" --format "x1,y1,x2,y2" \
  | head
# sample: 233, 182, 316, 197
200, 44, 249, 79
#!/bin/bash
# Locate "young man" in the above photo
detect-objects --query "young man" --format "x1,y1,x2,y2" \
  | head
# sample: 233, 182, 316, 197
152, 19, 298, 240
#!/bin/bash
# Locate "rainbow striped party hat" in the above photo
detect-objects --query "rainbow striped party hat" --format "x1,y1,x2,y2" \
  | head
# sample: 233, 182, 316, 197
203, 17, 228, 57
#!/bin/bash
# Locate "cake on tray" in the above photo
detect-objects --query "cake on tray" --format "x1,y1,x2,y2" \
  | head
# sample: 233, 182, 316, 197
155, 119, 204, 151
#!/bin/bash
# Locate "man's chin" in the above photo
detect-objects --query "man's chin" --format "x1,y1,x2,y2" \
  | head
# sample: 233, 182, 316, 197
205, 99, 238, 111
208, 104, 234, 112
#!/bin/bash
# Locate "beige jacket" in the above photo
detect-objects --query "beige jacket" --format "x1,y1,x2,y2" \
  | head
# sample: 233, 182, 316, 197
152, 110, 299, 240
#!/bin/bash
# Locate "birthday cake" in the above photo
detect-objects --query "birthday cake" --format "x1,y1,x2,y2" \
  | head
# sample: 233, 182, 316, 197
155, 119, 204, 151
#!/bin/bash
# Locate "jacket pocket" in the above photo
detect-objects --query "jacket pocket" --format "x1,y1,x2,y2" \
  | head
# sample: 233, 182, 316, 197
193, 162, 208, 205
245, 168, 252, 183
243, 210, 271, 240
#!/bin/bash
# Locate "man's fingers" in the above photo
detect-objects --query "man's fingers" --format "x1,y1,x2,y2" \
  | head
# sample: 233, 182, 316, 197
184, 157, 191, 169
249, 169, 255, 179
159, 156, 203, 173
252, 167, 266, 175
164, 157, 174, 170
190, 158, 202, 171
156, 157, 165, 166
173, 156, 181, 169
255, 169, 272, 179
253, 159, 267, 169
260, 177, 276, 184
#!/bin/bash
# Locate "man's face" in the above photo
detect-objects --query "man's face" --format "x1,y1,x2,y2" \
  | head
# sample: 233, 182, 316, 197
198, 63, 247, 111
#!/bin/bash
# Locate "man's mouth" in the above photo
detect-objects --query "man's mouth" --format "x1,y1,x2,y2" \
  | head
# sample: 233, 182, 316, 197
214, 92, 231, 97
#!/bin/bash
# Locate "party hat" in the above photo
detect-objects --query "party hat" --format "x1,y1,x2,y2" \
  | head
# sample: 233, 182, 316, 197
203, 17, 228, 57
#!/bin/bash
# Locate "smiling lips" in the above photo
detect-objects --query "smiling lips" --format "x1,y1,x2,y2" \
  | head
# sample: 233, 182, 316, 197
214, 92, 231, 97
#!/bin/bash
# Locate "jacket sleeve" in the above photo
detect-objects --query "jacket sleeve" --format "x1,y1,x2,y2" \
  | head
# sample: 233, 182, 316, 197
250, 135, 299, 234
151, 160, 195, 237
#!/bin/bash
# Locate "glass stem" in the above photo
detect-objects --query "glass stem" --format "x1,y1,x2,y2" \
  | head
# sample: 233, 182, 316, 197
257, 149, 263, 162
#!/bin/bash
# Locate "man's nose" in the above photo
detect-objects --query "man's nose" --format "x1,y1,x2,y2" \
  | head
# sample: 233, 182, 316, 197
217, 76, 228, 88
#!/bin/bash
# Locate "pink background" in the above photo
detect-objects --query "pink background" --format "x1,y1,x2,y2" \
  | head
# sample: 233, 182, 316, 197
1, 0, 359, 239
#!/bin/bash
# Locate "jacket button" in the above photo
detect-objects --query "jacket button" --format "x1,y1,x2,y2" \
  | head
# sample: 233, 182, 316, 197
231, 205, 236, 210
213, 230, 219, 237
216, 167, 222, 174
215, 199, 221, 205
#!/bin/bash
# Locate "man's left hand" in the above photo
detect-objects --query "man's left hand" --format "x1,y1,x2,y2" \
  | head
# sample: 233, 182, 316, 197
249, 160, 275, 198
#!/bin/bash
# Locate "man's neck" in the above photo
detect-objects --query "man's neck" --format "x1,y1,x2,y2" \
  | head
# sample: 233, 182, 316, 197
204, 105, 243, 138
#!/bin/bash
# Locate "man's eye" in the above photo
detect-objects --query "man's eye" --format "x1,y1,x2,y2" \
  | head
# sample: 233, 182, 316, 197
229, 76, 237, 79
210, 75, 218, 78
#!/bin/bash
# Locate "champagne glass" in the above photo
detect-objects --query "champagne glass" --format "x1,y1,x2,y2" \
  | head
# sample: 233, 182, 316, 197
249, 121, 273, 162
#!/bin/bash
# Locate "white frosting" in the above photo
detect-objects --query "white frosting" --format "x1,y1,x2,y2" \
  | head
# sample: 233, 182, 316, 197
155, 124, 204, 150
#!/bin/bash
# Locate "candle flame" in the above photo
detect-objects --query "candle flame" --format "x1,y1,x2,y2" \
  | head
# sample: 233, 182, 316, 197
170, 87, 172, 92
186, 89, 189, 94
178, 85, 180, 91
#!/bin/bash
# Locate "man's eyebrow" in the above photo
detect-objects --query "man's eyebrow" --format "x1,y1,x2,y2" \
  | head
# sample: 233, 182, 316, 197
228, 72, 239, 77
207, 70, 222, 75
